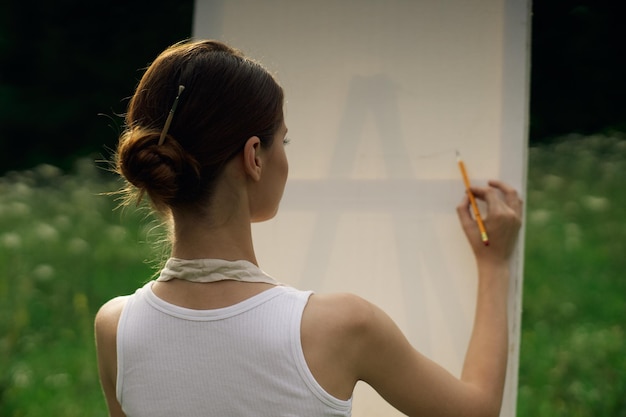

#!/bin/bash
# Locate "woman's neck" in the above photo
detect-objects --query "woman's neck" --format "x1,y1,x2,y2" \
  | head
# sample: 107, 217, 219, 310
170, 213, 258, 264
170, 184, 259, 264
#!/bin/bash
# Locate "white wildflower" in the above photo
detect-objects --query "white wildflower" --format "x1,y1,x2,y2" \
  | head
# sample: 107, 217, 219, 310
54, 215, 71, 230
529, 209, 551, 226
582, 195, 610, 212
0, 232, 22, 249
67, 237, 89, 254
542, 174, 564, 191
33, 264, 55, 281
13, 182, 33, 197
9, 201, 30, 217
34, 222, 59, 241
106, 225, 127, 242
35, 164, 62, 179
12, 365, 33, 388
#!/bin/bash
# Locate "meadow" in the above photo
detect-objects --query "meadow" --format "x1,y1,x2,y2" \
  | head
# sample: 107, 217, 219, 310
1, 134, 625, 416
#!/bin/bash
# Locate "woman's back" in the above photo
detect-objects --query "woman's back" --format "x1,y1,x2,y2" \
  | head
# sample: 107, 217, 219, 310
115, 281, 351, 417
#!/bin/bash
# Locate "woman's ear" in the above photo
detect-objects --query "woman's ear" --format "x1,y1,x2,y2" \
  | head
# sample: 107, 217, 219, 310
243, 136, 263, 181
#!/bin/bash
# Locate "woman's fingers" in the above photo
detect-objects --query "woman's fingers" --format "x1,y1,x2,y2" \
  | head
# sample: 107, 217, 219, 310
457, 180, 523, 261
468, 182, 523, 219
487, 179, 523, 215
456, 194, 475, 228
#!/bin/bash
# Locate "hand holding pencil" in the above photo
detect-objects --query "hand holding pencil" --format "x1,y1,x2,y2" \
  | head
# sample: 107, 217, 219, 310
455, 153, 523, 262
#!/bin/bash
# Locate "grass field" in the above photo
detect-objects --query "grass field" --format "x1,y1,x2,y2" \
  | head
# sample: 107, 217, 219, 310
519, 134, 626, 416
1, 134, 625, 416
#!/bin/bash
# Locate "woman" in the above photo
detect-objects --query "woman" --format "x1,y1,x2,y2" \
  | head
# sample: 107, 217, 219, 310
95, 39, 522, 417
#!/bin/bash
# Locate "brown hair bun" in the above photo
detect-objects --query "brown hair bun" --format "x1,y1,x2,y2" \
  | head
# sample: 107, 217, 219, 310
117, 127, 201, 210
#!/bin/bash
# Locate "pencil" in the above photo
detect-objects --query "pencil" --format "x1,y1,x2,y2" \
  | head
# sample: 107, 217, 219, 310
456, 151, 490, 246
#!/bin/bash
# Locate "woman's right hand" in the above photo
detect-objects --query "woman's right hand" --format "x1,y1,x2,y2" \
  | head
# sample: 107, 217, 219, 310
456, 179, 523, 265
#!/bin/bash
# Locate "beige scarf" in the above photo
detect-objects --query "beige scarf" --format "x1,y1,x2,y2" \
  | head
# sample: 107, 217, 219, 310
156, 258, 280, 285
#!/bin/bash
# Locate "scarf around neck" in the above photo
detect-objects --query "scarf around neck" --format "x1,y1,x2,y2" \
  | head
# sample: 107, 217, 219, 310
156, 257, 280, 285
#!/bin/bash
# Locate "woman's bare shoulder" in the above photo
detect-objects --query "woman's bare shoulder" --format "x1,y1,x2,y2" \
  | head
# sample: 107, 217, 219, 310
95, 296, 130, 335
95, 296, 130, 417
302, 292, 381, 350
306, 292, 376, 326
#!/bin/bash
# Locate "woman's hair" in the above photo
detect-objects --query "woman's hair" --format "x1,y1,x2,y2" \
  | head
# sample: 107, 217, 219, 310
115, 39, 284, 214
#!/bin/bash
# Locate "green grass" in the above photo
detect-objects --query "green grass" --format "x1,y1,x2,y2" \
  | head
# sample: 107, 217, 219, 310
1, 134, 625, 416
519, 134, 626, 416
0, 160, 164, 416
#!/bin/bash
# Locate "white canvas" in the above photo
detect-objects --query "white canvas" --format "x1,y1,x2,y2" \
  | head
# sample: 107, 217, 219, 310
192, 1, 530, 416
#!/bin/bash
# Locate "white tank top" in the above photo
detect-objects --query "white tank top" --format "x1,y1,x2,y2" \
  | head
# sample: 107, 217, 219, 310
116, 282, 352, 416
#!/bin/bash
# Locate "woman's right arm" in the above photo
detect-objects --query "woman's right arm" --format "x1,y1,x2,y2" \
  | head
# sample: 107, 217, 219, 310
457, 180, 523, 414
347, 180, 522, 417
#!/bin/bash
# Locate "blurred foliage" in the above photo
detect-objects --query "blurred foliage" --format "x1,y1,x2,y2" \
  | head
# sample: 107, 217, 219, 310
0, 0, 194, 174
519, 134, 626, 416
0, 159, 166, 415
